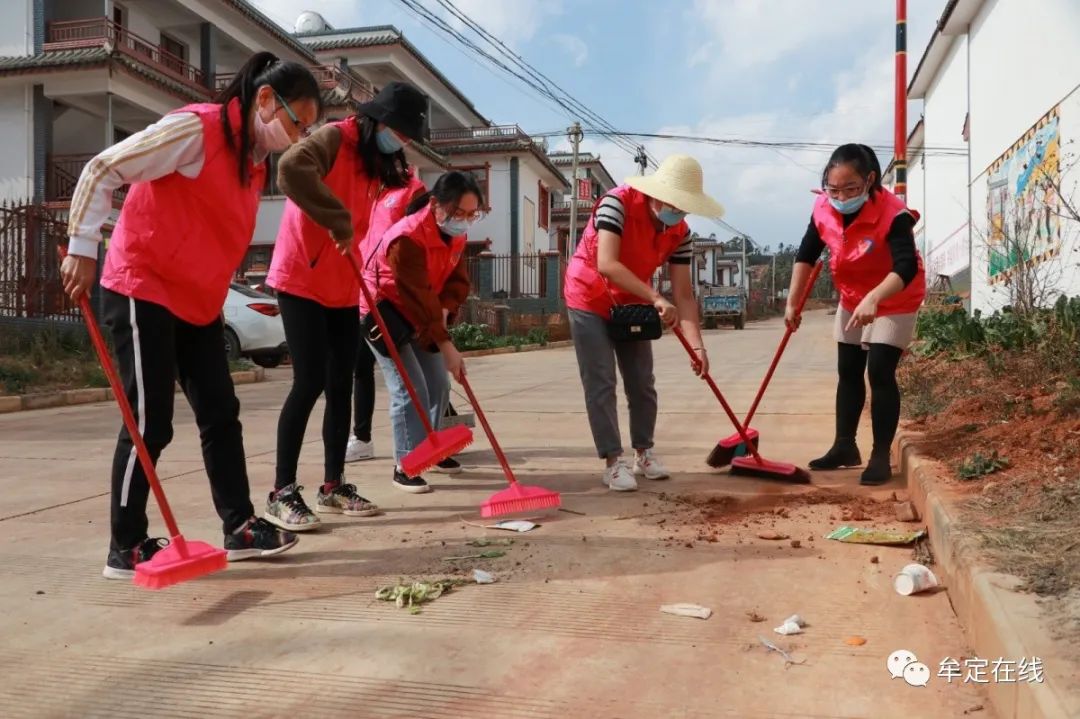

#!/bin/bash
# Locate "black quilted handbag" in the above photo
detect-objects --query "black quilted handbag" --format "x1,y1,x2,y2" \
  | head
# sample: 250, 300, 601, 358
607, 303, 663, 342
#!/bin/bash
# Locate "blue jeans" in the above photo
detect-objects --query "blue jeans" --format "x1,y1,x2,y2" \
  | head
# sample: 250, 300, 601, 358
369, 339, 449, 465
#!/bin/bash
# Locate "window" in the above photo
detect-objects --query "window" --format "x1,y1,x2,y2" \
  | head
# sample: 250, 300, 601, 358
160, 33, 188, 77
113, 4, 126, 26
455, 164, 490, 211
537, 181, 550, 230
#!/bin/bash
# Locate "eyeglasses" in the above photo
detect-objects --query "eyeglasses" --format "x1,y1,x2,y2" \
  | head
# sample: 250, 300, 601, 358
823, 182, 867, 199
273, 90, 313, 138
444, 205, 486, 222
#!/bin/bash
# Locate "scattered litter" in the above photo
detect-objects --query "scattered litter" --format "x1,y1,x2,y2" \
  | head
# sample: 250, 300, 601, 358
443, 550, 506, 561
375, 579, 466, 614
913, 535, 935, 566
660, 603, 713, 620
489, 520, 537, 533
870, 556, 880, 564
467, 538, 514, 547
843, 636, 868, 646
35, 590, 44, 595
558, 507, 586, 516
894, 501, 920, 522
746, 610, 767, 623
826, 526, 926, 546
758, 635, 806, 667
774, 507, 790, 518
963, 704, 985, 715
894, 563, 939, 595
473, 569, 496, 584
773, 614, 807, 636
790, 539, 802, 549
757, 530, 790, 541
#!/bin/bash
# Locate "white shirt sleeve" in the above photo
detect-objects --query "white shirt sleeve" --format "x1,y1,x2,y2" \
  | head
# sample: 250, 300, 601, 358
66, 112, 206, 258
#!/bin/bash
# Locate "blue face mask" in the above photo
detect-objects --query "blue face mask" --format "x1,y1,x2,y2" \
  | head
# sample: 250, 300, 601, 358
376, 127, 404, 154
829, 191, 869, 215
439, 217, 470, 237
657, 206, 688, 227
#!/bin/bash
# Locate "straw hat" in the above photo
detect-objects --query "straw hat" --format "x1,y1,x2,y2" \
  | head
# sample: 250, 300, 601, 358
624, 155, 725, 218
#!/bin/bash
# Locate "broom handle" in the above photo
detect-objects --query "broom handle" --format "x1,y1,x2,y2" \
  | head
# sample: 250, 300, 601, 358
346, 252, 437, 436
741, 260, 823, 426
63, 258, 183, 540
672, 326, 766, 465
459, 376, 517, 484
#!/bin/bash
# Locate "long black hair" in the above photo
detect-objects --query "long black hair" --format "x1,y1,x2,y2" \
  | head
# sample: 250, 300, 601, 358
821, 143, 884, 197
215, 52, 321, 186
355, 114, 411, 188
405, 170, 485, 216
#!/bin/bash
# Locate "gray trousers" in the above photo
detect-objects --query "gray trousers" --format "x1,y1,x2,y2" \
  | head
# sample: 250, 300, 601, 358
569, 308, 657, 459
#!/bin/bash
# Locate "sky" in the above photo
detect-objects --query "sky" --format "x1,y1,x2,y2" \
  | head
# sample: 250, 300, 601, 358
249, 0, 946, 249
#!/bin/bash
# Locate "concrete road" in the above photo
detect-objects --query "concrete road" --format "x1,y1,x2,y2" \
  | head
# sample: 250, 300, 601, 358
0, 310, 990, 718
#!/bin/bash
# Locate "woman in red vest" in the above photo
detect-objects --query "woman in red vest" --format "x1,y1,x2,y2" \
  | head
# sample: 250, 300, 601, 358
786, 144, 926, 486
564, 155, 724, 492
58, 53, 321, 579
359, 171, 480, 494
263, 82, 429, 531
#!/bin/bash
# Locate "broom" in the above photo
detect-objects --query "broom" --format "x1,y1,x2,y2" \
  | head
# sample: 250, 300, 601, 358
457, 376, 560, 518
672, 327, 810, 483
707, 261, 823, 468
64, 251, 227, 589
345, 253, 472, 475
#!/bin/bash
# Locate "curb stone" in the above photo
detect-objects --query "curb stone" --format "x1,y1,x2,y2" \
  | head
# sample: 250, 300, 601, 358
897, 432, 1077, 719
461, 339, 573, 358
0, 368, 267, 415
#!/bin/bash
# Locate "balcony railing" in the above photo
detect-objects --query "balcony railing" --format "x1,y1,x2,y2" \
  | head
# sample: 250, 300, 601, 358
46, 154, 127, 206
45, 18, 209, 95
429, 125, 535, 145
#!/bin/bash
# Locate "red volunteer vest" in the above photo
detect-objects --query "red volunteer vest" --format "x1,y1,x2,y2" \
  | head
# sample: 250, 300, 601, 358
269, 117, 376, 308
360, 204, 466, 324
101, 99, 266, 325
563, 185, 689, 319
811, 189, 926, 315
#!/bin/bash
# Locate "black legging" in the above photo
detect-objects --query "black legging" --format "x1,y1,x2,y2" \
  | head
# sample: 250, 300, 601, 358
835, 342, 904, 450
275, 292, 360, 489
353, 339, 376, 443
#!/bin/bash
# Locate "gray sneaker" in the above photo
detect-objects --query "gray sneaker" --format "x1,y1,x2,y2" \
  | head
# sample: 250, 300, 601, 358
316, 482, 380, 517
264, 483, 321, 532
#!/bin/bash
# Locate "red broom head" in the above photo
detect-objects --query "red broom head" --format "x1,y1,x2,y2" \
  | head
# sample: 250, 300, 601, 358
401, 425, 474, 477
480, 482, 561, 518
707, 428, 761, 468
133, 537, 228, 590
730, 456, 811, 484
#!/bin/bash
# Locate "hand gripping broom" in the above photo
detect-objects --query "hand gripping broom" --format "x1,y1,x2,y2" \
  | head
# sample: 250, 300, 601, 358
345, 253, 472, 475
458, 377, 560, 518
672, 326, 810, 483
707, 261, 823, 467
63, 249, 227, 589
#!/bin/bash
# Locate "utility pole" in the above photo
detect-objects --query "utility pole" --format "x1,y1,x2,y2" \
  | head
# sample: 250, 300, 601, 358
894, 0, 908, 202
566, 122, 583, 262
771, 252, 776, 306
634, 145, 648, 175
740, 235, 748, 298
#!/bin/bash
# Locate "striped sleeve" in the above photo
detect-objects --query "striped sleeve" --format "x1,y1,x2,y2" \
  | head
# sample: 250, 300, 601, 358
667, 228, 694, 265
593, 194, 625, 235
67, 113, 205, 258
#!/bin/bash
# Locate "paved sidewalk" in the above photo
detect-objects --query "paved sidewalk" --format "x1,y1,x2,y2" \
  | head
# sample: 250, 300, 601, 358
0, 311, 991, 718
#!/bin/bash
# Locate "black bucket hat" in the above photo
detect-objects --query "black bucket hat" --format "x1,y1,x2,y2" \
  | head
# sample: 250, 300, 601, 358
357, 81, 429, 143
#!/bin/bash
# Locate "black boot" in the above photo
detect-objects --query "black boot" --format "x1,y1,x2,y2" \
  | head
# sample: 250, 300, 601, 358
809, 439, 862, 470
860, 447, 893, 486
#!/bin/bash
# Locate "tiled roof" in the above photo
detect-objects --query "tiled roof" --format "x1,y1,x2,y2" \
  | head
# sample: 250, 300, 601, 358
437, 140, 570, 189
224, 0, 317, 62
0, 47, 109, 69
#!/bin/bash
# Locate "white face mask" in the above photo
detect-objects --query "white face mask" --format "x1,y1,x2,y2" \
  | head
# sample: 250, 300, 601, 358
252, 102, 293, 153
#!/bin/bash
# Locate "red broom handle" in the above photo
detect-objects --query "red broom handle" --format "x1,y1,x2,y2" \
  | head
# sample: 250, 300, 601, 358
458, 375, 517, 485
741, 260, 823, 426
672, 326, 765, 465
345, 252, 437, 435
61, 252, 183, 540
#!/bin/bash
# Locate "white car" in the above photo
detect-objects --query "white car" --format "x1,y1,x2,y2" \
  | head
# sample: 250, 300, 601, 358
223, 283, 287, 368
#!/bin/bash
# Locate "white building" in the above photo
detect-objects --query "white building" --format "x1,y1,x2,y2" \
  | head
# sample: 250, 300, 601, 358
905, 0, 1080, 313
546, 151, 617, 257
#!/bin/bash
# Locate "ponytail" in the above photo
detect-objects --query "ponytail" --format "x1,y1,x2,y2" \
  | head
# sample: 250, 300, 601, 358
215, 52, 322, 186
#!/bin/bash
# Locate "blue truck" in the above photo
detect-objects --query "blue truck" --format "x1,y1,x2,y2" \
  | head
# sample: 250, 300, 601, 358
700, 287, 746, 330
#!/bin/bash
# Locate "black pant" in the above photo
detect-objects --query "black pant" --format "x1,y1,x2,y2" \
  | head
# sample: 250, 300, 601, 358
275, 292, 360, 489
353, 339, 376, 443
103, 289, 254, 551
835, 342, 904, 450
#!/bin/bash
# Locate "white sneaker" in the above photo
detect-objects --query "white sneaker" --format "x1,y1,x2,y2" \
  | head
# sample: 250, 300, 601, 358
345, 437, 375, 463
603, 458, 638, 492
634, 449, 670, 480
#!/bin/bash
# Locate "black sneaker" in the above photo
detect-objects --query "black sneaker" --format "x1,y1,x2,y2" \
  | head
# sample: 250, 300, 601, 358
808, 441, 862, 470
432, 457, 463, 475
224, 517, 298, 561
103, 537, 169, 580
393, 468, 432, 494
860, 448, 893, 486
